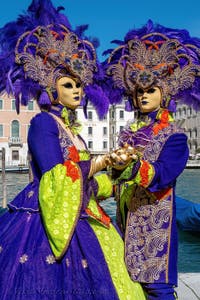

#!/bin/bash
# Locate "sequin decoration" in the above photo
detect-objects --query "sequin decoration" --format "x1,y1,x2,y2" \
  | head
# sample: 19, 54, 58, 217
19, 254, 28, 264
81, 259, 88, 269
66, 258, 70, 267
46, 255, 56, 265
28, 190, 34, 198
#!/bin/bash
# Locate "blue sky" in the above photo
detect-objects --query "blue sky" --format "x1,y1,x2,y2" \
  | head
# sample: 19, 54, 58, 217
1, 0, 200, 61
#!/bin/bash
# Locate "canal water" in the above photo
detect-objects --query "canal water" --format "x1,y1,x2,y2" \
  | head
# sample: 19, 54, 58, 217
0, 168, 200, 273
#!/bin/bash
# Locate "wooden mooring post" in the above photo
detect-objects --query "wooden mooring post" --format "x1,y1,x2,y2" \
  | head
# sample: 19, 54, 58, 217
2, 147, 7, 208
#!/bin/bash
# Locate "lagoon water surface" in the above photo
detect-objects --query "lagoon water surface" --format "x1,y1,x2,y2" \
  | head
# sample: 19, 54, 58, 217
0, 169, 200, 273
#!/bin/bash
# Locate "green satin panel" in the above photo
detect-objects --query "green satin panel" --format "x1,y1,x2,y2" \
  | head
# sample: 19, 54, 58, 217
39, 163, 82, 259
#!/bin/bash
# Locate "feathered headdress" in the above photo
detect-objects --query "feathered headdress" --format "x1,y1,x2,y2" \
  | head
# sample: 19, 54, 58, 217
104, 20, 200, 111
0, 0, 109, 119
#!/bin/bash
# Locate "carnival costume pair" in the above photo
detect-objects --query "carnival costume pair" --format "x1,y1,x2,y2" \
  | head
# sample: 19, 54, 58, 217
0, 1, 200, 300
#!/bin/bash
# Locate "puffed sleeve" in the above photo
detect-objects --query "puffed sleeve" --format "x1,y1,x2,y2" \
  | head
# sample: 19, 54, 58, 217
28, 112, 64, 174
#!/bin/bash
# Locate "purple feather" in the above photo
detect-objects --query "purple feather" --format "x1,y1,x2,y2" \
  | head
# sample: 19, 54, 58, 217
84, 84, 109, 120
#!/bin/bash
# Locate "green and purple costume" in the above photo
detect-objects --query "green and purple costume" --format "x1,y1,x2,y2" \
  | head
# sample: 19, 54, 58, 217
0, 104, 145, 300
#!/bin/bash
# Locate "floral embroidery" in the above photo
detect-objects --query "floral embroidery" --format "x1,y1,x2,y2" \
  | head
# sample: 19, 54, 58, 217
64, 160, 80, 182
19, 254, 28, 264
81, 259, 88, 268
68, 145, 80, 162
46, 255, 56, 264
28, 190, 34, 198
66, 258, 70, 267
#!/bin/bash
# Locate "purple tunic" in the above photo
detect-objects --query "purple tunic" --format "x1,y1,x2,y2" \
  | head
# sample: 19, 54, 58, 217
116, 109, 189, 285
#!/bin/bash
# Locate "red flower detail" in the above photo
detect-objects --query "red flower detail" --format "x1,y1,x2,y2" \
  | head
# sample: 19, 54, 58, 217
140, 160, 150, 187
153, 110, 170, 135
64, 160, 80, 182
68, 146, 80, 162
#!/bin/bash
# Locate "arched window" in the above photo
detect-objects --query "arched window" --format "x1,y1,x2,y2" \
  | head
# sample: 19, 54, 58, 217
11, 120, 19, 137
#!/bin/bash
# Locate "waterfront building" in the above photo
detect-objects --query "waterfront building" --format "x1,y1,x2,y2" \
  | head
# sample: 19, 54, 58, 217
77, 101, 133, 154
174, 104, 200, 158
1, 94, 200, 167
0, 95, 133, 167
0, 94, 40, 168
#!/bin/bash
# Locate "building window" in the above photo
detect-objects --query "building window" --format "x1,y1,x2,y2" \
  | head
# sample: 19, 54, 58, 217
194, 128, 197, 138
88, 111, 93, 120
111, 110, 115, 119
28, 100, 34, 110
12, 99, 16, 110
88, 141, 93, 149
11, 120, 19, 137
0, 124, 3, 137
103, 127, 107, 136
183, 107, 186, 118
112, 126, 115, 134
103, 141, 107, 149
88, 127, 93, 135
103, 115, 107, 121
119, 126, 124, 132
12, 150, 19, 161
119, 110, 124, 119
0, 99, 3, 110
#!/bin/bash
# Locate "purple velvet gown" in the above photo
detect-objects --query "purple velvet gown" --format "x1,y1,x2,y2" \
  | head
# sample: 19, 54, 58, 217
0, 104, 145, 300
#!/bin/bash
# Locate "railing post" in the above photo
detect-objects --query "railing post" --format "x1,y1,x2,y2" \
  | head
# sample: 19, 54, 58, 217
2, 147, 7, 208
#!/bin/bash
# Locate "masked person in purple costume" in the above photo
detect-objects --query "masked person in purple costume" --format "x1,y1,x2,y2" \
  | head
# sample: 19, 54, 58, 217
0, 1, 146, 299
104, 20, 200, 300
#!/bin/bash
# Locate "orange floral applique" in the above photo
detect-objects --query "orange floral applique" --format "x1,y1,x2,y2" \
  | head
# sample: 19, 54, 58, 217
64, 160, 80, 182
140, 160, 151, 187
153, 109, 170, 135
68, 146, 80, 163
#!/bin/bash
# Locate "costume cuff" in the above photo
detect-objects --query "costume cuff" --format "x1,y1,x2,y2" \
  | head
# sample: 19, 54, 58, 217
134, 160, 155, 187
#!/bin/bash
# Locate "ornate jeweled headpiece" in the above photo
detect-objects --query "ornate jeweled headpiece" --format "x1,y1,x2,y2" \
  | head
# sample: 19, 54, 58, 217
0, 0, 109, 119
15, 24, 97, 90
105, 20, 200, 111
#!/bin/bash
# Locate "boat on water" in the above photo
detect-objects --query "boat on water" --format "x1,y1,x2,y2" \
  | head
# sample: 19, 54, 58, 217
0, 165, 29, 173
176, 196, 200, 232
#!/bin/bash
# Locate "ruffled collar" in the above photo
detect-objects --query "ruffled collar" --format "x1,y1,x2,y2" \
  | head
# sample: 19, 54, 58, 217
50, 104, 82, 135
118, 108, 174, 149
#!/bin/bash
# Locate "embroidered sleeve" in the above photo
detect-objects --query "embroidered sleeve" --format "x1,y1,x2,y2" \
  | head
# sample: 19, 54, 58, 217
148, 133, 189, 192
39, 163, 82, 259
